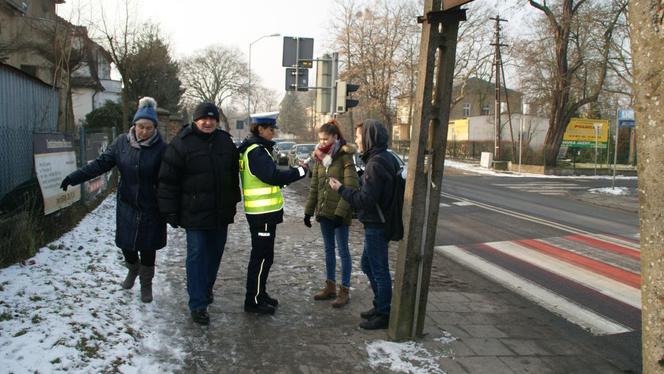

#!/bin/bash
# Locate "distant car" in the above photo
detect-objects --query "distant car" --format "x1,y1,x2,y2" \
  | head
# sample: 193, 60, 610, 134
274, 141, 295, 165
288, 143, 316, 173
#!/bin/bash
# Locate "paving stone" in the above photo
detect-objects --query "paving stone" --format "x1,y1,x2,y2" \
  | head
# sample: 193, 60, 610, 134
444, 340, 475, 357
455, 356, 516, 374
463, 338, 515, 356
499, 339, 552, 356
460, 324, 509, 338
437, 357, 470, 374
427, 311, 466, 325
499, 356, 555, 373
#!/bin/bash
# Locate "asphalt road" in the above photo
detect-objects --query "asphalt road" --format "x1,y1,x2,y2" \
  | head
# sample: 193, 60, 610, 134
437, 173, 639, 246
432, 169, 641, 370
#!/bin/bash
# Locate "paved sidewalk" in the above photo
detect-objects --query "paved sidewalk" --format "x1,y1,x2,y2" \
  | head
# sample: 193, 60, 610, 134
149, 178, 640, 373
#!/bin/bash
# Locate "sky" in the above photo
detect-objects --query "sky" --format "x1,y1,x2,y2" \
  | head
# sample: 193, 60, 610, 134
55, 1, 537, 104
56, 0, 338, 100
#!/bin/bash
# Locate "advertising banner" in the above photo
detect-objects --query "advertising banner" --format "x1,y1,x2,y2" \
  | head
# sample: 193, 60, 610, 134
33, 134, 80, 214
562, 118, 609, 148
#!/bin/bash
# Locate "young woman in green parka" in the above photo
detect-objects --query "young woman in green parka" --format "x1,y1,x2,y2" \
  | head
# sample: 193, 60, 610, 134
304, 120, 359, 307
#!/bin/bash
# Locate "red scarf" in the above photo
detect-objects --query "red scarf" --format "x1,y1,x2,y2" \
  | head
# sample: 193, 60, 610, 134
314, 142, 333, 162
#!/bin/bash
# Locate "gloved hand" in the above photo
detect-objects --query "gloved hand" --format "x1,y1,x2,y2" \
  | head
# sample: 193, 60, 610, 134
60, 176, 72, 191
164, 214, 180, 229
303, 214, 312, 228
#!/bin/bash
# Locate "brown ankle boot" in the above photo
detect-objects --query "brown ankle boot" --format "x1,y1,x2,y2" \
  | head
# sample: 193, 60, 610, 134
331, 285, 349, 308
313, 280, 337, 300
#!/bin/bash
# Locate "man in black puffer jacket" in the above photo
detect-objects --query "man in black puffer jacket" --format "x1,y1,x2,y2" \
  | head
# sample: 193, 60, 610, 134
158, 102, 241, 325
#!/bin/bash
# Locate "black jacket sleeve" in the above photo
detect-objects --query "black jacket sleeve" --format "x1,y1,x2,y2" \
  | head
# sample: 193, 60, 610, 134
248, 146, 305, 186
338, 160, 385, 210
157, 141, 185, 216
67, 136, 119, 185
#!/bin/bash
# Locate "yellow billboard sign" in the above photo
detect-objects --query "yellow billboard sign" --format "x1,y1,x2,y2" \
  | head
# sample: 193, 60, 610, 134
448, 119, 469, 141
562, 118, 609, 148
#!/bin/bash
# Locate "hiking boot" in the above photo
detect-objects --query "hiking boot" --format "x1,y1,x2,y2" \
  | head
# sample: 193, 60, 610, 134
313, 280, 337, 300
259, 293, 279, 307
331, 286, 349, 308
244, 301, 276, 315
359, 313, 389, 330
191, 309, 210, 325
360, 307, 377, 320
121, 261, 140, 289
139, 265, 154, 303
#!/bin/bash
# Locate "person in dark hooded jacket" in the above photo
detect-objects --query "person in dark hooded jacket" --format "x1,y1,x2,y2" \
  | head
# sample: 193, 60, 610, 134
238, 112, 308, 315
60, 97, 166, 304
329, 119, 399, 330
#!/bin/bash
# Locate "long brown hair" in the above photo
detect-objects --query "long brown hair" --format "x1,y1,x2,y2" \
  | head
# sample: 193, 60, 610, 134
318, 119, 344, 141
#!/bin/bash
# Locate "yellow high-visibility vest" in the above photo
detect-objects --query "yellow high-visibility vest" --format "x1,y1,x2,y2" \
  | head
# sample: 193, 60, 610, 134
240, 143, 284, 214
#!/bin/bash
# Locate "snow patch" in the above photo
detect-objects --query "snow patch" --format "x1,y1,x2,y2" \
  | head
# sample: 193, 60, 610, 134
589, 187, 631, 196
445, 159, 637, 180
0, 194, 182, 373
366, 340, 445, 374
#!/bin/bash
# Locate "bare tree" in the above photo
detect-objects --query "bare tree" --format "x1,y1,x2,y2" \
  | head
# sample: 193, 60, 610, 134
179, 45, 248, 131
518, 0, 628, 166
333, 0, 415, 139
96, 0, 140, 131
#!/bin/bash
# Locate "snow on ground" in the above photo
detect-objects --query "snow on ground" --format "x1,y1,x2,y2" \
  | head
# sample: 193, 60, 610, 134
589, 187, 631, 196
0, 194, 182, 373
445, 159, 637, 180
366, 335, 456, 374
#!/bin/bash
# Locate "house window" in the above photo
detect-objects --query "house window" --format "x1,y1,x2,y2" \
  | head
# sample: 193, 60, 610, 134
481, 105, 490, 115
462, 103, 471, 117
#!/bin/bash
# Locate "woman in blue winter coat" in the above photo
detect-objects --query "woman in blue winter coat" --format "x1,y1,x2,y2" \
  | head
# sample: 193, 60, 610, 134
60, 97, 167, 303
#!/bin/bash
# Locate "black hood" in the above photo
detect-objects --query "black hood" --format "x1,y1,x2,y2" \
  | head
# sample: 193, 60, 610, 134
361, 119, 388, 161
238, 134, 275, 154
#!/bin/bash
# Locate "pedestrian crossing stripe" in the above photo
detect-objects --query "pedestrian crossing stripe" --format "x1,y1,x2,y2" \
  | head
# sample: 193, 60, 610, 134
435, 233, 641, 336
435, 244, 632, 336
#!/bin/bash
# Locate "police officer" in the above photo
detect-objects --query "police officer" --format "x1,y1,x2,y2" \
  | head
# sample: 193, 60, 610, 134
237, 112, 307, 315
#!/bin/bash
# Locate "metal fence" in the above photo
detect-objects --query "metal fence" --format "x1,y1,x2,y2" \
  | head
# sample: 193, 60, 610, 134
0, 64, 59, 199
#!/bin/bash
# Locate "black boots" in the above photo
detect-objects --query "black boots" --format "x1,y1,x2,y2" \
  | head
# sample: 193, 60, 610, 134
244, 301, 276, 315
258, 293, 278, 307
360, 307, 378, 320
191, 309, 210, 325
121, 262, 140, 289
359, 313, 389, 330
139, 265, 154, 303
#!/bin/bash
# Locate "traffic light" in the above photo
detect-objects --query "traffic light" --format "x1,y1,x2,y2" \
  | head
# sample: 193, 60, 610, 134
336, 80, 360, 113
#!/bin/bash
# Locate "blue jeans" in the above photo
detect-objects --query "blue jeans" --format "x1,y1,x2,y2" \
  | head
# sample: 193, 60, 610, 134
361, 224, 391, 315
319, 217, 351, 288
186, 227, 228, 311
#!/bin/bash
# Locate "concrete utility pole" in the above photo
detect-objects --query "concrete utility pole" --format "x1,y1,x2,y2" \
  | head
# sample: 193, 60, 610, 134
491, 15, 508, 161
629, 1, 664, 372
389, 0, 469, 341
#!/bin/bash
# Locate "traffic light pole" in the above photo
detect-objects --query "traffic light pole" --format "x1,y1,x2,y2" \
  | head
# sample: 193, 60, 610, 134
389, 2, 466, 341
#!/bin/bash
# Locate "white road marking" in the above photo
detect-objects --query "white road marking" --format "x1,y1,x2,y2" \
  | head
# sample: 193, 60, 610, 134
488, 241, 640, 308
435, 245, 632, 336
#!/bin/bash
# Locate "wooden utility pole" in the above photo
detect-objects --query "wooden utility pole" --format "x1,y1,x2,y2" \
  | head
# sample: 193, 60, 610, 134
389, 0, 469, 341
490, 15, 508, 161
628, 1, 664, 372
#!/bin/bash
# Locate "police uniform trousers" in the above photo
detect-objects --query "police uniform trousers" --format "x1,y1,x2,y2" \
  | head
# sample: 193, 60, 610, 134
245, 222, 277, 305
